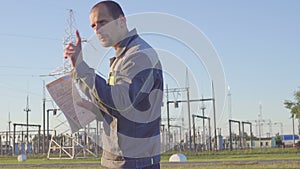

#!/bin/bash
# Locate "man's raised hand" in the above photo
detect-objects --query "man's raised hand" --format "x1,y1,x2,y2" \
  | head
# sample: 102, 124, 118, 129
64, 30, 82, 67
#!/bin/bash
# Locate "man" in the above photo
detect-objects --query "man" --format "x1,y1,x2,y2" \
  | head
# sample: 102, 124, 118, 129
64, 1, 163, 169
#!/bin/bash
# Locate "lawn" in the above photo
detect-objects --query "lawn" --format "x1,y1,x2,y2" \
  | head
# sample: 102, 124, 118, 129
1, 148, 300, 169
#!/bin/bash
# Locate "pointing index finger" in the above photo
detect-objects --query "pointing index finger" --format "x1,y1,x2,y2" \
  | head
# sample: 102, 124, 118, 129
76, 30, 81, 46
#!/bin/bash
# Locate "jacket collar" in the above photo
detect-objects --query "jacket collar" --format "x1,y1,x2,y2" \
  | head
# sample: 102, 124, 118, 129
115, 29, 138, 58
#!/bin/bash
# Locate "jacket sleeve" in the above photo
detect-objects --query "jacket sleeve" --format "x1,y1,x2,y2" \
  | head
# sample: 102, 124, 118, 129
73, 50, 162, 118
72, 60, 113, 116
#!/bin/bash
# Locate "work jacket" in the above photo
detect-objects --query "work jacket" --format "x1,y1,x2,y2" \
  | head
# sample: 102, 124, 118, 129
73, 29, 163, 168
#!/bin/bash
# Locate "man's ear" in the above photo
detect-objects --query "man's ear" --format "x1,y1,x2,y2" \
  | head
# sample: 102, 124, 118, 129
119, 15, 126, 27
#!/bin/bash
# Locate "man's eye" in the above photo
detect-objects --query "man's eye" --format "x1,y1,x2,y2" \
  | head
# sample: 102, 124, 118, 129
98, 21, 108, 26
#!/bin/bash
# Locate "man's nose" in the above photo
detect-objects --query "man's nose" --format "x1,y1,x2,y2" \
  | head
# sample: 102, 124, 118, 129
94, 24, 102, 34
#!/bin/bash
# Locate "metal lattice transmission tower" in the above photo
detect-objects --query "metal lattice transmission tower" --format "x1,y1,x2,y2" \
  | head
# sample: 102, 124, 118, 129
62, 9, 76, 73
39, 9, 77, 154
49, 9, 77, 76
24, 95, 31, 144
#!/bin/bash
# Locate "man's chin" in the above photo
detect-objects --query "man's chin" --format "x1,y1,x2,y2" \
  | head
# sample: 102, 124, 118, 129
100, 42, 111, 47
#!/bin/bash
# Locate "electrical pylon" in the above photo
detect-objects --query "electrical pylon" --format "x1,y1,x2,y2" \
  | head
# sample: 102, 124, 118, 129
49, 9, 76, 76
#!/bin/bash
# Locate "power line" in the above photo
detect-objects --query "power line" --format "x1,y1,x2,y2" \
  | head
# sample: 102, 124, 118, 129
0, 65, 53, 70
0, 33, 61, 41
0, 81, 42, 97
0, 74, 42, 77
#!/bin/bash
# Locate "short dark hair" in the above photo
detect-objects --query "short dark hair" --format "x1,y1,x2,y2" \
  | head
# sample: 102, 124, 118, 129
91, 1, 125, 19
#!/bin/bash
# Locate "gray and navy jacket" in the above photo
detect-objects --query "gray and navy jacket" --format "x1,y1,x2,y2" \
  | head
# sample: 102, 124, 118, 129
73, 29, 163, 168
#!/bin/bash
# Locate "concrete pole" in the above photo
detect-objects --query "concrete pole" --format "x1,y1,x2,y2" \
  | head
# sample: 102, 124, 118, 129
186, 87, 192, 151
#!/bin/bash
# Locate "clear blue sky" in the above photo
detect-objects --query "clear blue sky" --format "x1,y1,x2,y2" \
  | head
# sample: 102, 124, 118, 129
0, 0, 299, 137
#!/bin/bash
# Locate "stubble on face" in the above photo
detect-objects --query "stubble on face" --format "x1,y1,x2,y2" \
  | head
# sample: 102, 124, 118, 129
89, 5, 122, 48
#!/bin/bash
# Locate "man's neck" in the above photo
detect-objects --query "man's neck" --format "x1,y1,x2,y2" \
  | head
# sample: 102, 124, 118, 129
113, 29, 129, 50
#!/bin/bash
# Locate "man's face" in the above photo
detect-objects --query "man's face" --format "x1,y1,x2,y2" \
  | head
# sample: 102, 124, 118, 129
89, 5, 122, 47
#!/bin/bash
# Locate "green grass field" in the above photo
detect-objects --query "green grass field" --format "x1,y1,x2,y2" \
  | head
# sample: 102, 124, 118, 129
1, 163, 300, 169
1, 148, 300, 169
